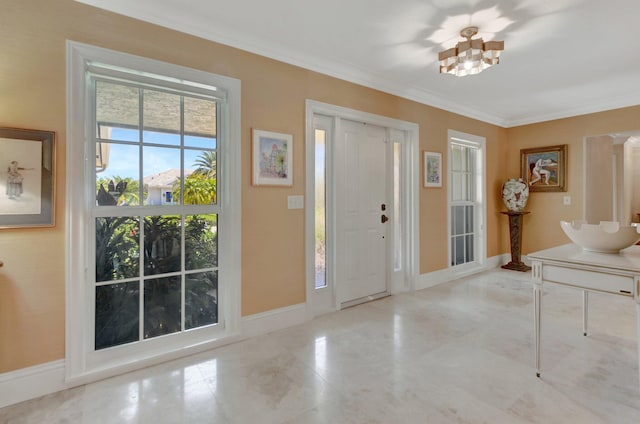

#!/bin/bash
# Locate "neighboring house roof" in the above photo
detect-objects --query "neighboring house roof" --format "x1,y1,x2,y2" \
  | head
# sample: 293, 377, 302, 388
143, 168, 193, 188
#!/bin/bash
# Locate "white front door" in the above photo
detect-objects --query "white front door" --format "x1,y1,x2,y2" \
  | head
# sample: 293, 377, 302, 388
336, 119, 389, 305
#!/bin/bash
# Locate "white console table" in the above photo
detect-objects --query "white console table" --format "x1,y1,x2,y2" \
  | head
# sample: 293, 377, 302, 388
528, 243, 640, 382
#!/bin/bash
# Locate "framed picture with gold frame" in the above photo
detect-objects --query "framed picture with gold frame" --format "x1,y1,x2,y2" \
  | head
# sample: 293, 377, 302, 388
520, 144, 567, 192
0, 127, 55, 228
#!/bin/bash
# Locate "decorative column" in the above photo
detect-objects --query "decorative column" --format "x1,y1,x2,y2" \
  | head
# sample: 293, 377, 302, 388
501, 211, 531, 272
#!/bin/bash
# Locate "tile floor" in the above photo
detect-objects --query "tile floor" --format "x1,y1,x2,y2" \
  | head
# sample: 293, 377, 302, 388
2, 269, 639, 423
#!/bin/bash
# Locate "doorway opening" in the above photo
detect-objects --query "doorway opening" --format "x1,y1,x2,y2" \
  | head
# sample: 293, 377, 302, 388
584, 131, 640, 224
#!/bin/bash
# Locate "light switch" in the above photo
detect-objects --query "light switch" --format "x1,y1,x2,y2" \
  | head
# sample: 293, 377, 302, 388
563, 196, 571, 206
287, 195, 304, 209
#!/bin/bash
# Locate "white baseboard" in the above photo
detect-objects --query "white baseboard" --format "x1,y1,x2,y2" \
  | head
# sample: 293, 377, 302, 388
0, 360, 68, 409
489, 253, 512, 268
241, 303, 310, 339
415, 253, 511, 291
0, 302, 311, 409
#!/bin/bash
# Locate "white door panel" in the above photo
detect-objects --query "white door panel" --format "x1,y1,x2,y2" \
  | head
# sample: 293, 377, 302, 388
336, 120, 388, 304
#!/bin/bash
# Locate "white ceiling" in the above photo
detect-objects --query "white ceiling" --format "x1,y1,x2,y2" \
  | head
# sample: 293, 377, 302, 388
76, 0, 640, 127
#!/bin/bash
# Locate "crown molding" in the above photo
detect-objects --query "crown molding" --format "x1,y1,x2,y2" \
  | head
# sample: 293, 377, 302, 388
503, 92, 640, 127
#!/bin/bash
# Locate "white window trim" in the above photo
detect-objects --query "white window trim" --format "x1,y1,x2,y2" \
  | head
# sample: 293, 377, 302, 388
66, 41, 241, 384
447, 129, 487, 277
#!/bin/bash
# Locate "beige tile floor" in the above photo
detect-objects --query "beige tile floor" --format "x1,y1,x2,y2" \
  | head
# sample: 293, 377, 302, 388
2, 269, 639, 423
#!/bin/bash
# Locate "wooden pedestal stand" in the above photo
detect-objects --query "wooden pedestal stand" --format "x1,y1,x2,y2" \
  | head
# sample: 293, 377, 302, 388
501, 211, 531, 272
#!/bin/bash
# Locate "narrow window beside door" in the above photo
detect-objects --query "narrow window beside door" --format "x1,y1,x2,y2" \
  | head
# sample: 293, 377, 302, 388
314, 128, 327, 289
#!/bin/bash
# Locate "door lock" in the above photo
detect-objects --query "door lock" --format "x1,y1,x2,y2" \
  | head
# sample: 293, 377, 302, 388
381, 203, 386, 211
381, 214, 389, 223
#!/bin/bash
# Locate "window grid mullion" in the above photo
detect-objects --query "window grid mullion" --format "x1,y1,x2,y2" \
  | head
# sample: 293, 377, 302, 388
180, 96, 186, 332
137, 88, 145, 343
138, 214, 144, 343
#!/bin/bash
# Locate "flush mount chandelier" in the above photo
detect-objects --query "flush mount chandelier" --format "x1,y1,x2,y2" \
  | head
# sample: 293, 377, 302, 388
438, 26, 504, 77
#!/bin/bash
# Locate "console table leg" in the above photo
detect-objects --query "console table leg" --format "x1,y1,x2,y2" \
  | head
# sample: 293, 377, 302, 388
636, 301, 640, 390
583, 290, 588, 336
534, 281, 542, 378
532, 261, 543, 378
636, 277, 640, 391
633, 276, 640, 388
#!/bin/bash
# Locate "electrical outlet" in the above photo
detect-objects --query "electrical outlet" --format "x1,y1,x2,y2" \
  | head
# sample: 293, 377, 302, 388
563, 196, 571, 206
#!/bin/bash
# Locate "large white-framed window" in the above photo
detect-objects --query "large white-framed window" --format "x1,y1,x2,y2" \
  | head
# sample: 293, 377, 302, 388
448, 130, 486, 274
66, 41, 241, 381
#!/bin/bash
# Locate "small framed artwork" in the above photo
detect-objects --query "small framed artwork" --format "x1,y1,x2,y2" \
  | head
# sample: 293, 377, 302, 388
423, 151, 442, 188
521, 144, 567, 192
252, 129, 293, 186
0, 127, 56, 228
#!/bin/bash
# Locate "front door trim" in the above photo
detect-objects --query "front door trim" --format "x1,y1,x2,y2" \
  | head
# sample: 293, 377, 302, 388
304, 100, 419, 316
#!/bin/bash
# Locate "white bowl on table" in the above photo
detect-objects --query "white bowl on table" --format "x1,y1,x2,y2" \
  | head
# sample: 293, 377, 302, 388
560, 220, 640, 253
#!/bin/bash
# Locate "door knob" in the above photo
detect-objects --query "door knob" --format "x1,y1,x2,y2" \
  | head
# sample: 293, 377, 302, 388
381, 214, 389, 223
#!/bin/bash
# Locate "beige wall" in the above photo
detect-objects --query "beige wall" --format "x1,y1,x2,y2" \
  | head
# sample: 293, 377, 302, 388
1, 0, 637, 375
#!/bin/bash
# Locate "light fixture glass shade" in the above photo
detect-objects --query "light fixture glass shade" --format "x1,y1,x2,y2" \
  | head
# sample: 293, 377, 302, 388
438, 27, 503, 77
